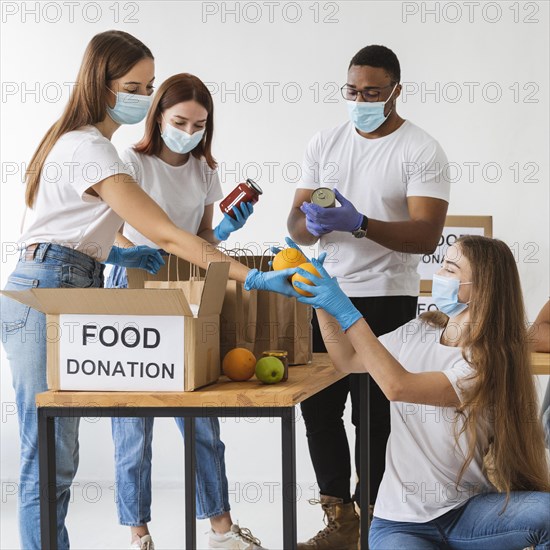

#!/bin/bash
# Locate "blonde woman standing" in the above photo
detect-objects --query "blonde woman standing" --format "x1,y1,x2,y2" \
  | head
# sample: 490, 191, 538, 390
0, 30, 294, 550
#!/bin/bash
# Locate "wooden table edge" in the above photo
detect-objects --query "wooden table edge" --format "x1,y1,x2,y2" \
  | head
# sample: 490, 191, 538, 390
36, 352, 549, 408
36, 354, 347, 408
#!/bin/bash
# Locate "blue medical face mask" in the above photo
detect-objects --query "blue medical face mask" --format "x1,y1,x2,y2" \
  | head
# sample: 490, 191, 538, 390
160, 116, 205, 154
432, 274, 472, 317
346, 83, 398, 133
107, 89, 152, 125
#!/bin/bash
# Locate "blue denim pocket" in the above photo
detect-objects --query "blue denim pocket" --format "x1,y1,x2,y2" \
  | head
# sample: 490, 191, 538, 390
61, 264, 95, 288
1, 275, 39, 334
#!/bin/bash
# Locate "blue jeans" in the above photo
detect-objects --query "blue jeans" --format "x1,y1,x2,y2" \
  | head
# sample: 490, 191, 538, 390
112, 417, 230, 523
107, 265, 231, 524
0, 243, 104, 550
369, 491, 550, 549
106, 263, 128, 288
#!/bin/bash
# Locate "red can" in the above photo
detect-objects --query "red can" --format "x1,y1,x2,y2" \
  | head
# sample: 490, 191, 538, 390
220, 178, 263, 219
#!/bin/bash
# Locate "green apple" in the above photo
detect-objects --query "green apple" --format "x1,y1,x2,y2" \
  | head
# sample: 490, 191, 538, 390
255, 357, 285, 384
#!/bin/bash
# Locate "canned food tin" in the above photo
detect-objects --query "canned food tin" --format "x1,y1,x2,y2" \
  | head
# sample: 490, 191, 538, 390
261, 350, 289, 382
311, 187, 336, 208
220, 178, 263, 219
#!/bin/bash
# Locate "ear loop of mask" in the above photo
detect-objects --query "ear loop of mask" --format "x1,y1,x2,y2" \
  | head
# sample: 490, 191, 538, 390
459, 281, 473, 305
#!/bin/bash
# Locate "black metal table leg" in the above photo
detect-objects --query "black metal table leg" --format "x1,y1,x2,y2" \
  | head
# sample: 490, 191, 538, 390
38, 409, 57, 550
184, 417, 197, 549
37, 405, 299, 549
360, 374, 370, 549
281, 406, 297, 550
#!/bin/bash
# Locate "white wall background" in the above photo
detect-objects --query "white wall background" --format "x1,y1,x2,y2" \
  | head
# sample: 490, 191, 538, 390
1, 0, 549, 542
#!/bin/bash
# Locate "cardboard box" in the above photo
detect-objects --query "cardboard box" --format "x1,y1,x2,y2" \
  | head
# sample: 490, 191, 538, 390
129, 254, 313, 366
1, 262, 229, 392
418, 215, 493, 293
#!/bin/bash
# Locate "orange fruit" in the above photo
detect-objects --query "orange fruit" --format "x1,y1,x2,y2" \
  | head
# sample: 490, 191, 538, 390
272, 248, 307, 271
292, 262, 321, 297
222, 348, 257, 381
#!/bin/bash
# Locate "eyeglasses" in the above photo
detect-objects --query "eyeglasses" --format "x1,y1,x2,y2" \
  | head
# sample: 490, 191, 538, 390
340, 83, 397, 102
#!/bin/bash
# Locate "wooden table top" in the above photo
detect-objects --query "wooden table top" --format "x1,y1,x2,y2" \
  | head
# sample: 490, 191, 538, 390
531, 352, 550, 376
36, 352, 550, 409
36, 353, 346, 408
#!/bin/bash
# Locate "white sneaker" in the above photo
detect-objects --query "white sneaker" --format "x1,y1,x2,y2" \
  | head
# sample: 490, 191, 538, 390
130, 534, 155, 550
208, 524, 266, 549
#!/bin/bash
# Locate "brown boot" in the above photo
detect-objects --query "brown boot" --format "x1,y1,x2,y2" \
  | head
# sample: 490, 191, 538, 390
298, 495, 359, 550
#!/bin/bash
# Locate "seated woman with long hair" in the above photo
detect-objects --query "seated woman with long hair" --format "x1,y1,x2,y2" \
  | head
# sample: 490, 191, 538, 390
287, 235, 550, 549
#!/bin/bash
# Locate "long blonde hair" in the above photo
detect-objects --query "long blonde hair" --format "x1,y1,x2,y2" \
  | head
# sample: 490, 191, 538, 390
421, 236, 550, 496
25, 30, 153, 207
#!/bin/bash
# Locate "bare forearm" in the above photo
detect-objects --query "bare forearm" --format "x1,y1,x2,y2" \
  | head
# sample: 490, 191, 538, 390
95, 176, 250, 282
317, 313, 430, 403
197, 228, 219, 246
345, 318, 411, 400
317, 303, 458, 406
316, 309, 391, 376
114, 232, 134, 248
160, 225, 249, 282
366, 219, 441, 254
345, 318, 459, 406
287, 208, 319, 246
316, 309, 365, 372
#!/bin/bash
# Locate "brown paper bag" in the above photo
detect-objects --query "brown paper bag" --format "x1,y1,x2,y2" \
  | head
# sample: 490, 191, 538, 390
253, 290, 312, 365
246, 250, 312, 365
219, 248, 259, 360
273, 292, 313, 365
220, 280, 258, 359
143, 256, 204, 303
127, 255, 204, 289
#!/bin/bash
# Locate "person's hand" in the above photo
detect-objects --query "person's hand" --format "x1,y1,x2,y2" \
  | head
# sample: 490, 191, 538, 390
269, 236, 327, 267
214, 201, 254, 241
244, 267, 299, 298
293, 258, 363, 331
104, 245, 165, 274
300, 188, 363, 233
304, 214, 331, 238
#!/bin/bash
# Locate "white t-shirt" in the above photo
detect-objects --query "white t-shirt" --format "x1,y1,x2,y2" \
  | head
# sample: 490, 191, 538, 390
299, 120, 450, 297
375, 319, 493, 522
120, 148, 223, 247
19, 125, 131, 262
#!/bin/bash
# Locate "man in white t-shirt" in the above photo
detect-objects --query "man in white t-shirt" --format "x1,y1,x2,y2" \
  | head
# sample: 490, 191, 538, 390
287, 45, 450, 549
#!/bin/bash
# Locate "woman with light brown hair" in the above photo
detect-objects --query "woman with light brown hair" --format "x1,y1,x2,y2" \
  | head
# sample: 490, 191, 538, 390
288, 235, 550, 549
108, 73, 264, 550
0, 30, 293, 550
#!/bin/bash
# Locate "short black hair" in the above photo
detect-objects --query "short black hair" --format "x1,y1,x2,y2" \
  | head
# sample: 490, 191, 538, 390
348, 45, 401, 83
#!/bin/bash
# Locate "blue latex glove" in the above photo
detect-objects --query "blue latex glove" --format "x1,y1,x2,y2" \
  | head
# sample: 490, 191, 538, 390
300, 188, 363, 233
214, 201, 254, 241
104, 245, 165, 274
294, 258, 363, 331
244, 267, 299, 298
269, 236, 327, 267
